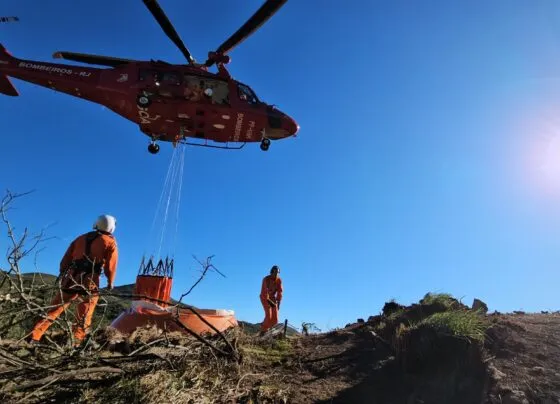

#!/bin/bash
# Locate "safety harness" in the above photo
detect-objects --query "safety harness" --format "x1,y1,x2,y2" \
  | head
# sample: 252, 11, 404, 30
70, 231, 104, 274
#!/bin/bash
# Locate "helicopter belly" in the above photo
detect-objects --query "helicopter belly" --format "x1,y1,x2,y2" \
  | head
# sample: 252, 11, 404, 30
132, 102, 263, 144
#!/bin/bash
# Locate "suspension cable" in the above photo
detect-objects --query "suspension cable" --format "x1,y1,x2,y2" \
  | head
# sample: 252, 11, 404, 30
144, 145, 187, 261
172, 145, 186, 257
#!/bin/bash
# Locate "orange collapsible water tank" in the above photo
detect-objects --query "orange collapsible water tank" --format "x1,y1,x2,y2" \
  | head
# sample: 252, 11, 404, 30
111, 301, 238, 335
110, 263, 238, 336
134, 275, 173, 307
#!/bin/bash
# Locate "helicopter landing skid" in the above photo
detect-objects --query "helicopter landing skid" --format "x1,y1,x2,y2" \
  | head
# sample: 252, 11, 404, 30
178, 139, 246, 150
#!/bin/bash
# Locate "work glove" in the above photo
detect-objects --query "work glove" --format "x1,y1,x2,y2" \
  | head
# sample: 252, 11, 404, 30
277, 302, 281, 310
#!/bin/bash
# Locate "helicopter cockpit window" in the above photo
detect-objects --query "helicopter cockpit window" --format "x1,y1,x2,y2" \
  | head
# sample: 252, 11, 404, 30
237, 83, 258, 105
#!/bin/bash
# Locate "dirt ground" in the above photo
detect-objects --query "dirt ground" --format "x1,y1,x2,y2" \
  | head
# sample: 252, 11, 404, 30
280, 312, 560, 403
484, 313, 560, 404
285, 325, 486, 404
1, 310, 559, 403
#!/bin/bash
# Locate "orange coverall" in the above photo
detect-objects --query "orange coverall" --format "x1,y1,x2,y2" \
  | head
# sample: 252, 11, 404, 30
29, 230, 118, 342
260, 274, 283, 332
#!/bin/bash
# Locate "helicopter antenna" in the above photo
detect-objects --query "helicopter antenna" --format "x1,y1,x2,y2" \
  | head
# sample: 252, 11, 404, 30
142, 0, 196, 65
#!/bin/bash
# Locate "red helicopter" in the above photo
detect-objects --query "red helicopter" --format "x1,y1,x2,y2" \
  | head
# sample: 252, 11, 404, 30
0, 0, 299, 154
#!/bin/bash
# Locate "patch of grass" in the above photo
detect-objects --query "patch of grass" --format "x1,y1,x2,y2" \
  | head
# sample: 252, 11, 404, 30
420, 292, 456, 309
419, 310, 488, 343
272, 337, 293, 352
91, 376, 143, 403
241, 337, 294, 365
386, 308, 405, 321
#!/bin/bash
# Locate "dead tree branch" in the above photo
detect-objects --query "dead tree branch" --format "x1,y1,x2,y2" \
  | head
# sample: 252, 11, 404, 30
177, 255, 225, 302
7, 366, 123, 392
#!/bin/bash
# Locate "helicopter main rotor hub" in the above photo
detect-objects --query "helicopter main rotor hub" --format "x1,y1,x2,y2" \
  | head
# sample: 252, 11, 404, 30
207, 52, 231, 65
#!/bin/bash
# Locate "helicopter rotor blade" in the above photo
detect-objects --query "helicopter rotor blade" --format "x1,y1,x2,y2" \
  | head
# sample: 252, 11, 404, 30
53, 51, 136, 67
205, 0, 288, 67
142, 0, 195, 64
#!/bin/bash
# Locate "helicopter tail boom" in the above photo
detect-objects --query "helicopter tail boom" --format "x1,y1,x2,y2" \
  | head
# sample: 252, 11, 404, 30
0, 44, 18, 96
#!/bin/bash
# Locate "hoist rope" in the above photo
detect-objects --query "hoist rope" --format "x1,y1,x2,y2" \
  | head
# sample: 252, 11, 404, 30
149, 147, 178, 240
145, 144, 187, 260
157, 144, 185, 258
172, 145, 186, 257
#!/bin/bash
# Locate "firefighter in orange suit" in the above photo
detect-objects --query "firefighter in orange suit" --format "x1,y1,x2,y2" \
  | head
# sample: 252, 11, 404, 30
260, 265, 283, 332
28, 215, 119, 345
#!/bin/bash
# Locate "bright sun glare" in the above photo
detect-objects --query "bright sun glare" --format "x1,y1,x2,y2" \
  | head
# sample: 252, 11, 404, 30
539, 135, 560, 182
519, 106, 560, 197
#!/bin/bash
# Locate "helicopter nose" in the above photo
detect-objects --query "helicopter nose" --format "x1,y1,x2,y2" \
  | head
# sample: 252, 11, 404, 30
266, 107, 299, 138
283, 115, 299, 136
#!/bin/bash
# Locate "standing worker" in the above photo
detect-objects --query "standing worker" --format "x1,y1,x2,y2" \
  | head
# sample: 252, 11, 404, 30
259, 265, 283, 333
28, 215, 119, 346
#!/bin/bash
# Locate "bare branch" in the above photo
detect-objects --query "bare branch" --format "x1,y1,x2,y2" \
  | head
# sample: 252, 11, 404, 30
7, 366, 123, 392
177, 255, 223, 302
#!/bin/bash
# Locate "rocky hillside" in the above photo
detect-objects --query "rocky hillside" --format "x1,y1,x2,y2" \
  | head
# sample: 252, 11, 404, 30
291, 295, 560, 403
0, 270, 558, 403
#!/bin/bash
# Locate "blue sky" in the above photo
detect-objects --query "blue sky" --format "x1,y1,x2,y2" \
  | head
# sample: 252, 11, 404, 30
2, 0, 560, 332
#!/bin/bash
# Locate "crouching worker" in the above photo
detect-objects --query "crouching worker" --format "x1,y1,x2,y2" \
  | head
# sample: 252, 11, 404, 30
28, 215, 119, 346
259, 265, 283, 333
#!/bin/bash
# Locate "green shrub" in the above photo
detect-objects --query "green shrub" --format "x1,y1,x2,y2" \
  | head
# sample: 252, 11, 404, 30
419, 310, 488, 343
420, 293, 456, 309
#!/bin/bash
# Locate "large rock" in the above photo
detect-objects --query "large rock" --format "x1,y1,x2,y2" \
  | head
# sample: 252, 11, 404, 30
472, 298, 488, 314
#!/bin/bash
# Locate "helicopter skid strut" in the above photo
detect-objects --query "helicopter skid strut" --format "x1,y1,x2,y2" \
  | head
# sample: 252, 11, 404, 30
260, 129, 270, 151
260, 138, 271, 151
148, 138, 160, 154
145, 129, 272, 154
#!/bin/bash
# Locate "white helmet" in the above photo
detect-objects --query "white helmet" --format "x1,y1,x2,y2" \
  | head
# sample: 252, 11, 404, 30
93, 214, 116, 234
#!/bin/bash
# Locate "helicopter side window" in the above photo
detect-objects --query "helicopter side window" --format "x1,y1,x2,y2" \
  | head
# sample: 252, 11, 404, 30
204, 79, 229, 105
139, 69, 154, 82
237, 83, 258, 105
162, 72, 181, 85
182, 75, 205, 102
179, 75, 229, 105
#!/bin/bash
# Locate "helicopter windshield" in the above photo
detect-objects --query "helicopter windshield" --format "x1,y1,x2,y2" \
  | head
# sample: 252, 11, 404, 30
237, 82, 259, 105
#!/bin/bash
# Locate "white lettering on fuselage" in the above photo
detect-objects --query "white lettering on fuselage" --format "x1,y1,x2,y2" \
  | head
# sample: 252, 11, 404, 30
0, 60, 8, 65
246, 120, 255, 140
234, 112, 244, 141
18, 62, 72, 75
18, 61, 92, 77
137, 105, 161, 125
